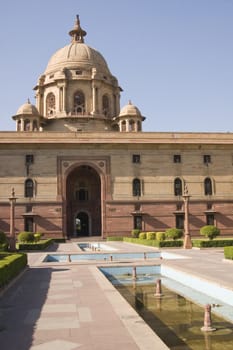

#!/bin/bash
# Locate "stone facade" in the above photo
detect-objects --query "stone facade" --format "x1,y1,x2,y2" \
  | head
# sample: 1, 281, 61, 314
1, 16, 233, 239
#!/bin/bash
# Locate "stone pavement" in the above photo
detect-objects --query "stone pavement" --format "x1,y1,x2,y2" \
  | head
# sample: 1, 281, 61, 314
0, 240, 233, 350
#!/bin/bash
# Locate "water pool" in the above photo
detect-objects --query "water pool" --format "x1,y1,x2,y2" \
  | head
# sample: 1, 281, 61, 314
44, 251, 161, 262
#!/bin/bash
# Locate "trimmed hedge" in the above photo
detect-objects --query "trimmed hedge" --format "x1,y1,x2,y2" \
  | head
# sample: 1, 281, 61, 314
192, 239, 233, 248
0, 253, 27, 288
17, 239, 53, 251
106, 236, 124, 241
123, 237, 183, 248
224, 247, 233, 260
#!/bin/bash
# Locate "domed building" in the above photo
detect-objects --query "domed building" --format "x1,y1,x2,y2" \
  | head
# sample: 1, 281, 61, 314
0, 16, 233, 240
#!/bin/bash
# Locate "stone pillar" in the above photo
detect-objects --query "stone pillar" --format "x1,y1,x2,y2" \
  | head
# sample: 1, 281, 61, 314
183, 184, 192, 249
9, 188, 17, 251
154, 278, 163, 297
201, 304, 216, 332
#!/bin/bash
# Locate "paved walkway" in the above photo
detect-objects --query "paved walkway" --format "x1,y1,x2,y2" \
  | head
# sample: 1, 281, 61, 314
0, 241, 233, 350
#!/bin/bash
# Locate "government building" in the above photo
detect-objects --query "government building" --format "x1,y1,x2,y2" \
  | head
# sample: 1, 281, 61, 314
0, 16, 233, 239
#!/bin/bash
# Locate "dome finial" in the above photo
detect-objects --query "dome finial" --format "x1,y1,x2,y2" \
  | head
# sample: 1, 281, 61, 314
69, 15, 87, 43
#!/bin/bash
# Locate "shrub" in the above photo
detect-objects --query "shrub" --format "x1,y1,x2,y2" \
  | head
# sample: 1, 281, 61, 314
156, 232, 166, 241
18, 231, 35, 243
146, 232, 156, 240
34, 232, 41, 242
0, 253, 27, 287
200, 225, 220, 240
165, 228, 183, 240
224, 246, 233, 260
139, 232, 147, 239
0, 231, 7, 244
131, 229, 140, 238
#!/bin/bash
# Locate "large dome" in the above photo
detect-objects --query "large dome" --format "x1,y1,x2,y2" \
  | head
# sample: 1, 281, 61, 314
45, 42, 110, 75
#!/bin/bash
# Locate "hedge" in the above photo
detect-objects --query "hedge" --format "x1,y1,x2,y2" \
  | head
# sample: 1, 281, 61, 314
106, 236, 124, 241
0, 253, 27, 288
17, 239, 53, 251
224, 247, 233, 260
123, 237, 183, 248
192, 239, 233, 248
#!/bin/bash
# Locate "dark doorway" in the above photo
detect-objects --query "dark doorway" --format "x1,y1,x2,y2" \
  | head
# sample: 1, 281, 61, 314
76, 212, 89, 236
66, 165, 101, 237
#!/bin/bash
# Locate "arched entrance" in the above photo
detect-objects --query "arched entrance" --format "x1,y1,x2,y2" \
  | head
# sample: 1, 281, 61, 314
66, 165, 101, 237
75, 212, 89, 236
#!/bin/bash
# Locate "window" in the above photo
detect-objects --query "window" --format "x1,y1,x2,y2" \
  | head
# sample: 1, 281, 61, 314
76, 69, 82, 75
134, 216, 142, 230
132, 154, 140, 163
129, 120, 135, 131
133, 178, 141, 197
26, 154, 34, 165
24, 119, 30, 131
176, 214, 184, 229
204, 177, 212, 195
174, 178, 182, 196
203, 155, 211, 164
74, 90, 85, 113
25, 179, 34, 198
102, 95, 110, 116
46, 92, 56, 116
206, 214, 215, 225
173, 155, 181, 163
77, 189, 88, 201
121, 120, 126, 132
25, 217, 33, 232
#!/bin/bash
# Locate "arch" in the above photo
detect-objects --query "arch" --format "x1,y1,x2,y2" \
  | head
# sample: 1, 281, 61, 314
73, 90, 85, 114
46, 92, 56, 116
137, 120, 141, 131
129, 120, 135, 132
132, 178, 141, 197
24, 119, 31, 131
204, 177, 213, 195
25, 178, 34, 198
75, 211, 89, 236
33, 120, 38, 131
121, 120, 126, 132
65, 164, 101, 237
174, 178, 182, 196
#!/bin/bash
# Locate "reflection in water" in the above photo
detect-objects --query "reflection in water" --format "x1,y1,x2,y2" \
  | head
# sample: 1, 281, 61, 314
115, 282, 233, 350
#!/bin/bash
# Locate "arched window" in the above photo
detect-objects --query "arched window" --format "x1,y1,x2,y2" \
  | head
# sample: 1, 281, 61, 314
24, 119, 31, 131
25, 179, 34, 198
46, 92, 56, 116
129, 120, 135, 131
73, 90, 85, 113
121, 120, 126, 132
102, 94, 110, 116
204, 177, 212, 195
33, 120, 38, 131
174, 178, 182, 196
137, 121, 141, 131
133, 178, 141, 197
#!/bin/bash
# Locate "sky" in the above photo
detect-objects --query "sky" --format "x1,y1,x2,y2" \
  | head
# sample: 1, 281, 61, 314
0, 0, 233, 132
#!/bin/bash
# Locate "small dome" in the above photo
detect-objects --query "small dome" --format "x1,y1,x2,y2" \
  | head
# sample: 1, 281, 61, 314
119, 101, 142, 117
16, 100, 40, 116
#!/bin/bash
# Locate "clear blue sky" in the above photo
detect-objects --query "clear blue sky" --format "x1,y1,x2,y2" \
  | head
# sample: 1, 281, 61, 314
0, 0, 233, 132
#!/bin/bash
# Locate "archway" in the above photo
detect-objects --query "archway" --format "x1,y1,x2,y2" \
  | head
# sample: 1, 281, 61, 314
66, 165, 101, 237
75, 212, 89, 236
